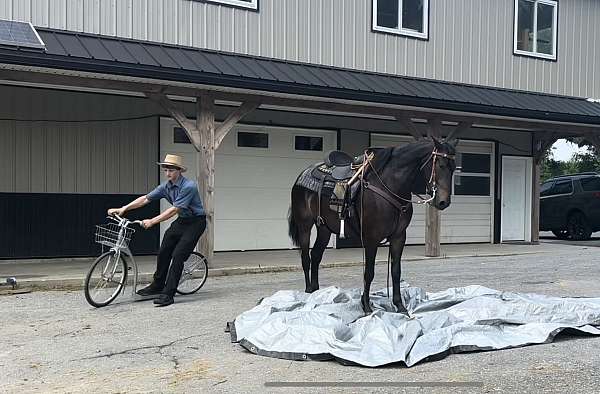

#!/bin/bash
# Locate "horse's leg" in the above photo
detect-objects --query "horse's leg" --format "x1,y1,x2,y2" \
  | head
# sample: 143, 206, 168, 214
298, 227, 313, 293
360, 244, 378, 314
390, 232, 409, 314
309, 225, 331, 292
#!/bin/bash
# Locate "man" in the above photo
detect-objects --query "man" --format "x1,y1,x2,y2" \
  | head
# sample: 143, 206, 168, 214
108, 154, 206, 307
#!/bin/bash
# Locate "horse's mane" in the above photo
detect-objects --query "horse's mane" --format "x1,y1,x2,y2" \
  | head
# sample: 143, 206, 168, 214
387, 139, 434, 169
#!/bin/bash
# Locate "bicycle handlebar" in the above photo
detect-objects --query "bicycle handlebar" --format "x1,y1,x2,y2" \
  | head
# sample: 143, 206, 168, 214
107, 214, 146, 229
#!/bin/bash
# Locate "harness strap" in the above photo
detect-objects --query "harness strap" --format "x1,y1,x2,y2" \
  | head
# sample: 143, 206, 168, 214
362, 181, 409, 214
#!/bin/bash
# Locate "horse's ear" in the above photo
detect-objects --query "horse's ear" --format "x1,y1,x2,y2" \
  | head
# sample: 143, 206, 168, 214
432, 136, 443, 149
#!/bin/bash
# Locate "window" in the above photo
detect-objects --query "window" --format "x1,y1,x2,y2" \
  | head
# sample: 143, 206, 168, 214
173, 127, 191, 144
295, 136, 323, 151
580, 177, 600, 192
540, 181, 554, 196
372, 0, 429, 39
453, 153, 491, 196
237, 131, 268, 148
547, 179, 573, 195
514, 0, 557, 60
203, 0, 258, 10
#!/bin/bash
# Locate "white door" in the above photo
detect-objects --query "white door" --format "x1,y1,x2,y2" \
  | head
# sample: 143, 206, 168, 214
160, 118, 336, 251
501, 156, 532, 242
370, 134, 495, 244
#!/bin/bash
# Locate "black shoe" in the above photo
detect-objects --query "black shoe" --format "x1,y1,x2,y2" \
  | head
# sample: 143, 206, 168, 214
136, 283, 163, 297
153, 294, 174, 307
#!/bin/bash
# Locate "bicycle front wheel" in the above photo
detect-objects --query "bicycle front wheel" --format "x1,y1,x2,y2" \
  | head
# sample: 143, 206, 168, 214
176, 251, 208, 295
84, 251, 128, 308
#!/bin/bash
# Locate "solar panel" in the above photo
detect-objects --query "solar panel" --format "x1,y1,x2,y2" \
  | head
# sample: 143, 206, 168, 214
0, 19, 45, 50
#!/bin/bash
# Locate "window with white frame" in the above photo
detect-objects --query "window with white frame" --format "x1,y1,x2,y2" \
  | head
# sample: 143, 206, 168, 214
372, 0, 429, 39
514, 0, 557, 60
453, 152, 492, 196
204, 0, 258, 11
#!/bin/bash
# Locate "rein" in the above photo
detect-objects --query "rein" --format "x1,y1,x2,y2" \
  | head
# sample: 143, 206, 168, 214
365, 147, 455, 206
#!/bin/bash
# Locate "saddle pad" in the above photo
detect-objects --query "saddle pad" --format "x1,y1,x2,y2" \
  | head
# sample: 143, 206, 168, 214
295, 164, 333, 193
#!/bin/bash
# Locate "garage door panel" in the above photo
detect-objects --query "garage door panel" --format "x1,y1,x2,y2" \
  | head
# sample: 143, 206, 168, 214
162, 119, 336, 250
215, 188, 290, 220
215, 219, 291, 250
215, 156, 317, 188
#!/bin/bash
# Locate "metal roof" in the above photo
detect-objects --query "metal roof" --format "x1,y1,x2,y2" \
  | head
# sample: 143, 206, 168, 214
2, 28, 600, 125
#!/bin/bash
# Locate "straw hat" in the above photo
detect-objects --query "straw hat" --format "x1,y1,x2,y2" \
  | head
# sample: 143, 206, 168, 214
157, 154, 187, 172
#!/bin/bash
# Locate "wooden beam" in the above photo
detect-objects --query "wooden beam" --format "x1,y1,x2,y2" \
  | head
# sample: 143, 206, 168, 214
446, 121, 472, 142
215, 100, 260, 148
427, 117, 442, 139
145, 92, 202, 149
585, 133, 600, 154
533, 133, 558, 163
197, 93, 216, 261
5, 69, 600, 135
395, 115, 423, 141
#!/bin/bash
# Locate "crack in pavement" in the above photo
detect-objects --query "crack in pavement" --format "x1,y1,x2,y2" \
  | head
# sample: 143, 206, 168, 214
71, 334, 206, 362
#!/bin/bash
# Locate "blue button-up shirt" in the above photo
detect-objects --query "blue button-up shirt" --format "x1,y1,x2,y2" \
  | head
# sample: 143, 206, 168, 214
146, 176, 205, 218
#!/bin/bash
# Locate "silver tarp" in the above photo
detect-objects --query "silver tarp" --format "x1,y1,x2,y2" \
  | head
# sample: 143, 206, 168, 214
229, 285, 600, 367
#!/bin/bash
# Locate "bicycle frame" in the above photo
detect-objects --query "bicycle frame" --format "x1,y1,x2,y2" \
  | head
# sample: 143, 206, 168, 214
107, 215, 142, 298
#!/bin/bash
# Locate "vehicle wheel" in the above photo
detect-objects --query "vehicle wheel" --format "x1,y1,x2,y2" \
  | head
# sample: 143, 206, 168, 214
567, 212, 592, 241
84, 251, 128, 308
551, 230, 570, 239
176, 251, 208, 295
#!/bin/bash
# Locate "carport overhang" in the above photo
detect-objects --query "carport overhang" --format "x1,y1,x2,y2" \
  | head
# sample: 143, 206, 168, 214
2, 28, 600, 257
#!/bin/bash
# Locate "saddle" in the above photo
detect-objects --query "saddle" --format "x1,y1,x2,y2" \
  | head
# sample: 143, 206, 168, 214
303, 148, 393, 237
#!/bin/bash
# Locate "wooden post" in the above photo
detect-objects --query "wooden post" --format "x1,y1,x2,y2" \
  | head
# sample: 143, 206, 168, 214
425, 205, 441, 257
197, 93, 215, 261
531, 161, 541, 244
145, 91, 257, 262
423, 117, 443, 257
531, 133, 557, 245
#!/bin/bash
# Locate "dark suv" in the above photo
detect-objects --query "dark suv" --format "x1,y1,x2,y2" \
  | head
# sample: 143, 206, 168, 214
540, 172, 600, 240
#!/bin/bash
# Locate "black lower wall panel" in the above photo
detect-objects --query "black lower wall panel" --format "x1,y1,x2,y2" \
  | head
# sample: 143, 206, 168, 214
0, 193, 159, 259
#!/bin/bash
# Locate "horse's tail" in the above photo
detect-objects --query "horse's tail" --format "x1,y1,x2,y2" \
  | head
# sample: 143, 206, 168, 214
287, 204, 302, 248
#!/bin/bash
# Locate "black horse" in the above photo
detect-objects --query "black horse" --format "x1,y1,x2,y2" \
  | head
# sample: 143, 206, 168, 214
288, 137, 457, 314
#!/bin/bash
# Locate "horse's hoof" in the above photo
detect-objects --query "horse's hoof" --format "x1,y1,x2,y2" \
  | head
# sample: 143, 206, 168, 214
396, 305, 409, 315
305, 287, 316, 293
361, 298, 373, 314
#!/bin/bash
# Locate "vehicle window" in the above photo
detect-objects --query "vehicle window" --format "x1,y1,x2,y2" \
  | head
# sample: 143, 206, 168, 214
540, 181, 554, 196
550, 179, 573, 195
580, 176, 600, 192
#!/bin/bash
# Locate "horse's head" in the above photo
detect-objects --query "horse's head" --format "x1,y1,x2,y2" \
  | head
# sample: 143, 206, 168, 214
419, 137, 457, 210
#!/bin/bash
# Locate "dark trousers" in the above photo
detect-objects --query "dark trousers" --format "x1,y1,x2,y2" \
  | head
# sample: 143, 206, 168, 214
153, 215, 206, 296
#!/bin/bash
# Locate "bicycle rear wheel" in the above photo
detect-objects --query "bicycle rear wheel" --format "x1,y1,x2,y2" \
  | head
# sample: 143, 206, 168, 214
176, 251, 208, 295
84, 251, 127, 307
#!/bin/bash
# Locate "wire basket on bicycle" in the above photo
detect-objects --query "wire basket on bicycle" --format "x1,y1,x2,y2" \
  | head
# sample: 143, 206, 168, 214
95, 223, 135, 249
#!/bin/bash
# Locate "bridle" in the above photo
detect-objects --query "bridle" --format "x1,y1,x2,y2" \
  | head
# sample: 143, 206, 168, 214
417, 149, 456, 202
366, 147, 455, 206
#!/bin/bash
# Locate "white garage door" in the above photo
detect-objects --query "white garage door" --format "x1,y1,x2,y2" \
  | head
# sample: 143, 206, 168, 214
160, 118, 336, 251
370, 134, 494, 244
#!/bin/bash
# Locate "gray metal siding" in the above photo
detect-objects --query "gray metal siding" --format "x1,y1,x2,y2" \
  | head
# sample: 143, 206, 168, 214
1, 0, 598, 98
0, 86, 158, 194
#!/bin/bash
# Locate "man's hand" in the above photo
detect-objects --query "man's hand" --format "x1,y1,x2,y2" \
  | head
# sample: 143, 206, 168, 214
107, 207, 126, 217
142, 219, 155, 229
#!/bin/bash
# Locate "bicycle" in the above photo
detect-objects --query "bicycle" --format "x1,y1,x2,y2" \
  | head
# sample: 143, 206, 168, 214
84, 214, 208, 308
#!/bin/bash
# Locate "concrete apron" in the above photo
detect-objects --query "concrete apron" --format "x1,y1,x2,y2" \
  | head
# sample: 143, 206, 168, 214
0, 243, 559, 292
